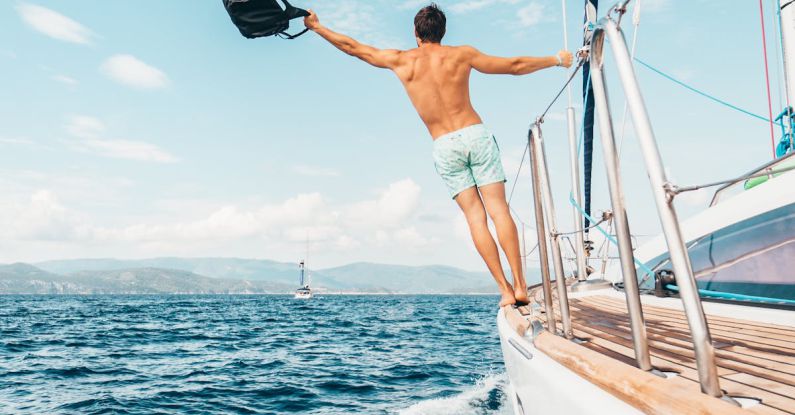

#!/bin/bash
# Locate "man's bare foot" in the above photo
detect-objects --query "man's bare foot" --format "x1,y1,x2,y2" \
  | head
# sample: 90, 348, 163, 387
499, 291, 517, 307
514, 287, 530, 305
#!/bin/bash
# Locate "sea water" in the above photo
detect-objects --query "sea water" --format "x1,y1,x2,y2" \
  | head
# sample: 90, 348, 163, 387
0, 295, 512, 414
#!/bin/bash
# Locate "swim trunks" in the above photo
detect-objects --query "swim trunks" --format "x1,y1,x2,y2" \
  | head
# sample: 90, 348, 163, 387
432, 124, 507, 199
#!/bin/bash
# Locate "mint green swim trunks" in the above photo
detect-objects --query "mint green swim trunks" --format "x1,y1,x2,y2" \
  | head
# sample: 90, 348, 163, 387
432, 124, 507, 199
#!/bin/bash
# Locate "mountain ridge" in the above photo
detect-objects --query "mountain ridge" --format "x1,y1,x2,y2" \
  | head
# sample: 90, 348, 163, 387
0, 258, 538, 294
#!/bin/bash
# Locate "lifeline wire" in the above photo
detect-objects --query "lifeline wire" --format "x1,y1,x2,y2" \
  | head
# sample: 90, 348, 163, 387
539, 60, 585, 122
634, 58, 772, 123
667, 162, 795, 194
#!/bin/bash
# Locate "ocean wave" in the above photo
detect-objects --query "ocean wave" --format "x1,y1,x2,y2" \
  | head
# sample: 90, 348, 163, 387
397, 373, 511, 415
1, 295, 505, 414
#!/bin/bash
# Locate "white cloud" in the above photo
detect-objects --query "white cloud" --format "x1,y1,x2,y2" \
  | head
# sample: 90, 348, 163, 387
101, 55, 169, 90
517, 2, 545, 27
398, 0, 430, 10
0, 137, 51, 150
73, 138, 179, 164
66, 115, 105, 138
52, 74, 78, 86
394, 226, 430, 247
16, 4, 93, 44
0, 190, 83, 240
315, 1, 405, 49
643, 0, 670, 13
0, 179, 423, 252
347, 178, 422, 227
449, 0, 520, 14
64, 115, 178, 163
292, 164, 341, 177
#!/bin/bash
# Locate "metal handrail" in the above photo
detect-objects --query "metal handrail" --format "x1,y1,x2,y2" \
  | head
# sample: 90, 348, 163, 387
525, 0, 725, 400
709, 151, 795, 206
589, 22, 653, 372
528, 125, 558, 335
599, 10, 723, 397
530, 121, 574, 339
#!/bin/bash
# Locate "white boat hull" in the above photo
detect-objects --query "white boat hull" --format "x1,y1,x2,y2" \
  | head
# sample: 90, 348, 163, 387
294, 291, 312, 299
496, 310, 640, 415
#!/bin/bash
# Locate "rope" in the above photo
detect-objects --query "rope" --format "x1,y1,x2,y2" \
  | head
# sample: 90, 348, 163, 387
634, 58, 772, 123
666, 284, 795, 306
760, 0, 779, 159
566, 66, 654, 280
569, 194, 656, 280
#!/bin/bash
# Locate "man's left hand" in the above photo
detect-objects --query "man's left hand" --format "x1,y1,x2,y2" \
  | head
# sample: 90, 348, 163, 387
304, 9, 321, 31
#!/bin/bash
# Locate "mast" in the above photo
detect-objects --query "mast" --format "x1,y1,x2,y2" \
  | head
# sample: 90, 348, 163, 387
561, 0, 588, 284
299, 259, 305, 287
305, 233, 310, 287
582, 0, 598, 243
780, 1, 795, 112
779, 0, 795, 154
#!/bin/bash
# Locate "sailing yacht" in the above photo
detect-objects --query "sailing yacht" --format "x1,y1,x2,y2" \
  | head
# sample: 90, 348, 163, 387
499, 1, 795, 414
294, 259, 312, 299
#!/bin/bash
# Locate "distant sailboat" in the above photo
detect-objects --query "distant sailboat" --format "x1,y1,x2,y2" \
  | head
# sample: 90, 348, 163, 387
294, 238, 312, 300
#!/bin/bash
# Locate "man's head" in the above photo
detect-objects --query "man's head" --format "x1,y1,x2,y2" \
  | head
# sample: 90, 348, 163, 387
414, 3, 446, 44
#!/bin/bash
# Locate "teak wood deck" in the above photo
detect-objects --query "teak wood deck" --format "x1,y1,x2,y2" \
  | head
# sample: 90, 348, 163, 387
518, 286, 795, 415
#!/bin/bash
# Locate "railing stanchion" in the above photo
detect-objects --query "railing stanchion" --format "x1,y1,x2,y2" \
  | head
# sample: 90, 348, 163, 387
602, 15, 722, 397
528, 125, 557, 334
589, 25, 653, 371
530, 122, 573, 339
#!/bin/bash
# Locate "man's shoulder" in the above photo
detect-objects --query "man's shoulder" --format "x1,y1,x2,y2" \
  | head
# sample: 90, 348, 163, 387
446, 45, 478, 59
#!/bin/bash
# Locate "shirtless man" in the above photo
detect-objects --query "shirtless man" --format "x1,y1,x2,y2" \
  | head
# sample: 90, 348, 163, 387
304, 4, 572, 306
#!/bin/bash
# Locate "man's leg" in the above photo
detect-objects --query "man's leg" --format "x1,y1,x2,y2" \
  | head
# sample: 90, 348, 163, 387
478, 182, 528, 303
455, 186, 516, 306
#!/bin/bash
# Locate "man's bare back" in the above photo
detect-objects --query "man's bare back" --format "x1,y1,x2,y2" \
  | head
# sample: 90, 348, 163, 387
391, 45, 482, 139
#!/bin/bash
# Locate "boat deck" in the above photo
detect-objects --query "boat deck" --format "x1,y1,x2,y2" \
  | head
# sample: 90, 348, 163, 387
525, 287, 795, 414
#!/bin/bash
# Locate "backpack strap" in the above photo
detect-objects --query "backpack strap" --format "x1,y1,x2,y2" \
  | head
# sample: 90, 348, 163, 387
276, 27, 310, 39
276, 0, 310, 39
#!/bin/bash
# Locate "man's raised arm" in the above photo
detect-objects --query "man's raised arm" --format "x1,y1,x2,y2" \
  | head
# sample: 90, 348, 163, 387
464, 46, 573, 75
304, 10, 401, 70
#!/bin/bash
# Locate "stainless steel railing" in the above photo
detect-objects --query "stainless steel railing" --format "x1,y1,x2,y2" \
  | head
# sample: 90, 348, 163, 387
529, 121, 573, 339
527, 0, 724, 399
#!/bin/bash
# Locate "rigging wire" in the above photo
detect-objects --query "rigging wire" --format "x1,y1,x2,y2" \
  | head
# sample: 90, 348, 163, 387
759, 0, 779, 158
539, 61, 586, 121
665, 162, 795, 194
634, 58, 772, 123
506, 142, 532, 228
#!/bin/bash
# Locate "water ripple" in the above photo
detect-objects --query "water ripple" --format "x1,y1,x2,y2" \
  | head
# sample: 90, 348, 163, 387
0, 295, 508, 414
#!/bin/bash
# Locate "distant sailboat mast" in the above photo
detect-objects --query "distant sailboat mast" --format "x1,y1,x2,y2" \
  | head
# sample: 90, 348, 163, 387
299, 259, 306, 287
304, 233, 311, 287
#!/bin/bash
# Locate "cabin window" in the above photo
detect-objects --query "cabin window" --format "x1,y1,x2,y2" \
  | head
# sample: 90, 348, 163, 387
639, 203, 795, 301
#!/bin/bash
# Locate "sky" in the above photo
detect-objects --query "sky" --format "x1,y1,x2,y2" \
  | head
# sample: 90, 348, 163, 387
0, 0, 785, 272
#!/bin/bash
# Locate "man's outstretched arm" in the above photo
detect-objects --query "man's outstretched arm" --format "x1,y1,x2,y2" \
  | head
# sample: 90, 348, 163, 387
304, 10, 401, 70
464, 46, 573, 75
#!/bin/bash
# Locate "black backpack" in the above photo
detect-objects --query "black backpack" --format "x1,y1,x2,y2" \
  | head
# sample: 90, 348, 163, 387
222, 0, 310, 39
